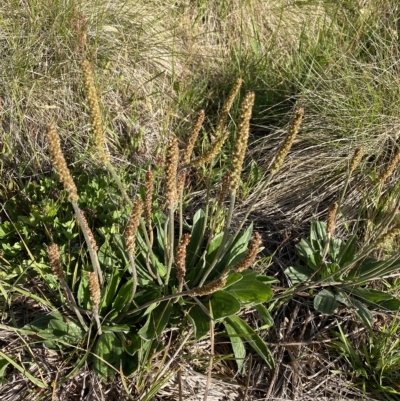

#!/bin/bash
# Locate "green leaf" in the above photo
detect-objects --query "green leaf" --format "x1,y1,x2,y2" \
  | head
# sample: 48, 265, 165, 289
338, 235, 358, 267
352, 299, 373, 329
93, 332, 124, 382
225, 315, 274, 368
224, 272, 243, 288
0, 357, 10, 384
188, 304, 210, 340
112, 280, 134, 313
223, 320, 246, 373
77, 272, 91, 310
255, 304, 274, 329
100, 268, 122, 315
284, 265, 313, 284
138, 301, 173, 341
314, 288, 340, 315
187, 209, 206, 269
122, 332, 142, 356
350, 287, 400, 311
209, 291, 240, 320
225, 270, 273, 306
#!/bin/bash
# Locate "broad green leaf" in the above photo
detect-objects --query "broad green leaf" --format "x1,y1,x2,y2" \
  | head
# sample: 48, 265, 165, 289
223, 320, 246, 372
209, 291, 240, 320
284, 265, 313, 284
295, 239, 319, 270
138, 301, 173, 341
225, 315, 274, 368
352, 299, 373, 329
310, 220, 328, 251
338, 235, 358, 267
255, 304, 274, 329
122, 332, 142, 356
100, 268, 121, 315
187, 209, 206, 269
93, 332, 124, 382
112, 280, 133, 313
188, 304, 210, 340
224, 272, 243, 288
102, 324, 130, 333
218, 224, 253, 269
314, 288, 340, 315
256, 275, 280, 285
225, 270, 272, 305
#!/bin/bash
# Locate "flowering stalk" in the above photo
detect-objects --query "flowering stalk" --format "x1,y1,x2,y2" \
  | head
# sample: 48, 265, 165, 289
47, 244, 88, 330
231, 232, 262, 273
88, 271, 102, 334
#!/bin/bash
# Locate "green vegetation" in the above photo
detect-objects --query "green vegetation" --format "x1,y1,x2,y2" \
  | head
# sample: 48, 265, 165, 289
1, 0, 400, 400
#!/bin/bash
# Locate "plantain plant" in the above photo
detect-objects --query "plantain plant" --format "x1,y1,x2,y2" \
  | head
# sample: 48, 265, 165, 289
18, 61, 305, 383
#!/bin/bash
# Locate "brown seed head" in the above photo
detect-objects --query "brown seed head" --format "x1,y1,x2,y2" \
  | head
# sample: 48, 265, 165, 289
270, 107, 304, 174
215, 78, 243, 134
88, 271, 101, 309
47, 243, 65, 280
176, 233, 191, 280
183, 110, 205, 165
46, 125, 79, 202
349, 147, 363, 172
326, 202, 339, 236
233, 232, 262, 273
189, 276, 228, 297
81, 59, 109, 164
126, 197, 143, 253
229, 91, 255, 193
218, 171, 231, 205
165, 136, 179, 209
378, 149, 400, 185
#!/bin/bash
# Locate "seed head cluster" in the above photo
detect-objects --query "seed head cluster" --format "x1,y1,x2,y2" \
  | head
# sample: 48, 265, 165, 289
81, 59, 109, 164
47, 243, 65, 280
215, 78, 243, 135
270, 107, 304, 174
46, 125, 79, 202
189, 276, 227, 297
218, 172, 231, 205
176, 233, 191, 292
88, 271, 101, 309
165, 136, 179, 209
326, 202, 339, 236
125, 197, 143, 253
378, 148, 400, 185
349, 147, 363, 173
229, 91, 255, 193
233, 232, 262, 273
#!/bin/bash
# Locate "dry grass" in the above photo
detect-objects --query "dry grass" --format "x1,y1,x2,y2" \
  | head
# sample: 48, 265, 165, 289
2, 0, 400, 400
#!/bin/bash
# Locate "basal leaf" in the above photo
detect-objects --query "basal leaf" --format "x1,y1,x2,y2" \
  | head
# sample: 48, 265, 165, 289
138, 301, 173, 341
225, 270, 272, 306
93, 332, 124, 382
122, 332, 142, 356
352, 299, 373, 329
188, 304, 210, 340
255, 304, 274, 329
112, 280, 133, 313
209, 290, 240, 320
223, 320, 246, 372
314, 288, 340, 315
284, 265, 313, 284
187, 209, 206, 269
225, 315, 274, 368
100, 267, 122, 315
